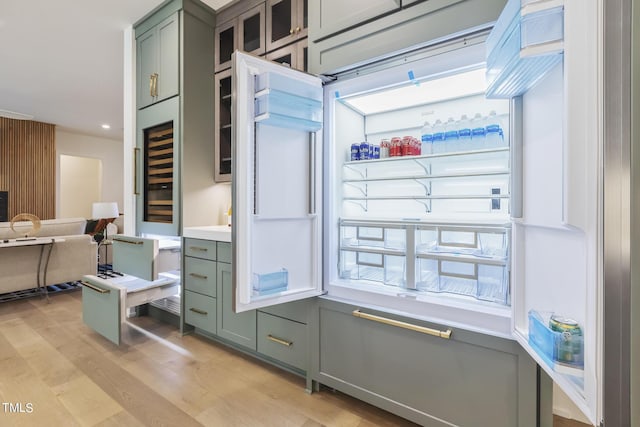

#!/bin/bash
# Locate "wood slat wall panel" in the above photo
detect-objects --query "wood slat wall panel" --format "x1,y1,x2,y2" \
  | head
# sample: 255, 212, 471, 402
0, 117, 56, 220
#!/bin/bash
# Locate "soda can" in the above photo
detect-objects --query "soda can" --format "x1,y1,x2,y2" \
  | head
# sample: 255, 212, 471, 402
380, 139, 390, 158
390, 137, 402, 157
373, 146, 380, 159
401, 136, 413, 156
350, 143, 360, 161
359, 141, 369, 160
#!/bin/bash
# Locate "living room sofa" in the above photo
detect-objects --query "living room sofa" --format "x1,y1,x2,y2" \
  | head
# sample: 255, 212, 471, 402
0, 217, 97, 295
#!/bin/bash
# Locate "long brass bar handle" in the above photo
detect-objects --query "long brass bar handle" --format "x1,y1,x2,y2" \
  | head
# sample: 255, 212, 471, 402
149, 74, 155, 97
189, 273, 208, 280
79, 281, 110, 294
134, 148, 140, 195
190, 308, 208, 316
267, 334, 292, 347
352, 309, 452, 339
112, 238, 144, 245
189, 246, 208, 252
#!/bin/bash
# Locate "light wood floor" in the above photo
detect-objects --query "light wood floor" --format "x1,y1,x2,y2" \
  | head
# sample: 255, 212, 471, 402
0, 291, 590, 427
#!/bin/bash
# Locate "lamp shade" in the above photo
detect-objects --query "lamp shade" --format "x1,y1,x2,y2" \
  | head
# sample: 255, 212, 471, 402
92, 202, 119, 219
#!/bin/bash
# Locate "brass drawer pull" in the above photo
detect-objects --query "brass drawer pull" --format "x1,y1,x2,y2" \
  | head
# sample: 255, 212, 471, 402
189, 273, 208, 280
189, 246, 208, 252
352, 309, 452, 339
267, 334, 292, 347
79, 281, 110, 294
113, 238, 144, 245
189, 308, 208, 316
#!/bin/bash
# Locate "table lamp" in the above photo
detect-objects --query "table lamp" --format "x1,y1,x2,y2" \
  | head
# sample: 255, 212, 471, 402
91, 202, 119, 241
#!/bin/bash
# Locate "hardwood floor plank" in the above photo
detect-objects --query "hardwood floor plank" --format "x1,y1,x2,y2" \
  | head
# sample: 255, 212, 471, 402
0, 293, 588, 427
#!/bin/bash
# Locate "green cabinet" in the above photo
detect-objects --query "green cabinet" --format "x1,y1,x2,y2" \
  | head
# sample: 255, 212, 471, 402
266, 0, 307, 52
136, 12, 180, 109
134, 0, 216, 236
308, 0, 399, 42
311, 299, 542, 427
308, 0, 506, 75
216, 259, 257, 349
214, 3, 266, 73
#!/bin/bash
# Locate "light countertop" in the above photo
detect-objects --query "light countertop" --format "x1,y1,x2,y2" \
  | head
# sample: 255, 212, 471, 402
183, 225, 231, 242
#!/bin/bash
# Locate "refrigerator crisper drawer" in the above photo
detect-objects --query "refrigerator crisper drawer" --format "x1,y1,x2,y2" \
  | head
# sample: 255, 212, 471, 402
341, 222, 407, 250
340, 250, 406, 287
416, 225, 509, 259
416, 255, 509, 304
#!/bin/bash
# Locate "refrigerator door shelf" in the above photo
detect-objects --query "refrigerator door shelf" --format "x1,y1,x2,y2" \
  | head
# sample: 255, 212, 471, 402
485, 0, 564, 98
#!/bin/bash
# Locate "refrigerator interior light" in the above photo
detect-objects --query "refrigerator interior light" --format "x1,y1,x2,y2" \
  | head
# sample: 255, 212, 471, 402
342, 68, 487, 115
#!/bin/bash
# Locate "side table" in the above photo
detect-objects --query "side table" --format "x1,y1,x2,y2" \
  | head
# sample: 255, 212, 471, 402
0, 237, 64, 302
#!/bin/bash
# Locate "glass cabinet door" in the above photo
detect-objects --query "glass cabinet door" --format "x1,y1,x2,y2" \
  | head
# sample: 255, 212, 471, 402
215, 19, 236, 72
214, 69, 232, 182
238, 4, 266, 56
266, 38, 308, 72
136, 97, 180, 236
267, 0, 307, 52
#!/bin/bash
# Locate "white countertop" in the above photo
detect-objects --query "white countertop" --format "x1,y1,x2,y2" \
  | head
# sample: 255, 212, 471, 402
183, 225, 231, 242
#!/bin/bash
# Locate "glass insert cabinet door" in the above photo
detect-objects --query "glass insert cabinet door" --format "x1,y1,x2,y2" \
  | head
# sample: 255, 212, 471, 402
136, 96, 180, 236
267, 0, 308, 52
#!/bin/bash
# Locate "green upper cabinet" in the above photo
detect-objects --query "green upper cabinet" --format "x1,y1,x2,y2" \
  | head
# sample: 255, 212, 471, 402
136, 12, 180, 109
308, 0, 399, 42
308, 0, 505, 75
266, 0, 307, 52
134, 0, 216, 236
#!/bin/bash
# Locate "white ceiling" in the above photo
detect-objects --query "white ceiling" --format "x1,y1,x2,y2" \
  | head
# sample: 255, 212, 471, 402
0, 0, 233, 140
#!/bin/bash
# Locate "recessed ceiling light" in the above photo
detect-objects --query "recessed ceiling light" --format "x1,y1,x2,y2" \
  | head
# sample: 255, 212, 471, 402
101, 124, 111, 129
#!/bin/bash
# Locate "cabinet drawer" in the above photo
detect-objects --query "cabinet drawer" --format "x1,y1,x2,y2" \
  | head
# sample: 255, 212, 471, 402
184, 238, 217, 260
184, 257, 217, 297
184, 290, 217, 334
257, 312, 307, 371
217, 241, 232, 263
259, 298, 311, 324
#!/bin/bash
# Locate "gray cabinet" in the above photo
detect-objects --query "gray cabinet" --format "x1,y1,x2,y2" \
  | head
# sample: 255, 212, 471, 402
134, 0, 216, 235
308, 0, 505, 75
311, 299, 541, 427
216, 258, 257, 349
266, 0, 307, 52
183, 237, 219, 335
214, 3, 266, 72
136, 12, 180, 109
308, 0, 399, 42
214, 69, 232, 182
266, 38, 308, 72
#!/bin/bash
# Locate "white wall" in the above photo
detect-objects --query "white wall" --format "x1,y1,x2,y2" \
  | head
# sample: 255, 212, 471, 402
59, 155, 102, 218
56, 130, 123, 218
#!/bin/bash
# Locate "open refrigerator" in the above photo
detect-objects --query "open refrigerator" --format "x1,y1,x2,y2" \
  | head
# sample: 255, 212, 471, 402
231, 0, 602, 424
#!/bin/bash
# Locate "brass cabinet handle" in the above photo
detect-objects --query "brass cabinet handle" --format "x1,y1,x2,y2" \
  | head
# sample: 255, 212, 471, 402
289, 28, 294, 35
149, 74, 155, 97
295, 26, 300, 33
79, 281, 110, 294
352, 309, 452, 339
153, 73, 159, 97
190, 308, 208, 316
267, 334, 292, 347
112, 237, 144, 245
134, 147, 140, 195
189, 273, 208, 280
189, 246, 208, 252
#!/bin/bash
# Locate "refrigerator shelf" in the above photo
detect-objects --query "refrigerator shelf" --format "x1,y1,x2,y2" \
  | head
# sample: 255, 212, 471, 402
343, 194, 510, 201
344, 147, 510, 166
342, 169, 510, 183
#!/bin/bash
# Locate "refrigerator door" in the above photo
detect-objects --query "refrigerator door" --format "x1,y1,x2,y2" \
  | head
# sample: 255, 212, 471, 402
506, 1, 602, 424
232, 51, 324, 312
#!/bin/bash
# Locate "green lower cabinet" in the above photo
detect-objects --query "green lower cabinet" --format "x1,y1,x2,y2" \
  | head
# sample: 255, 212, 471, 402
257, 312, 307, 371
216, 262, 257, 350
312, 299, 539, 427
184, 290, 216, 334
